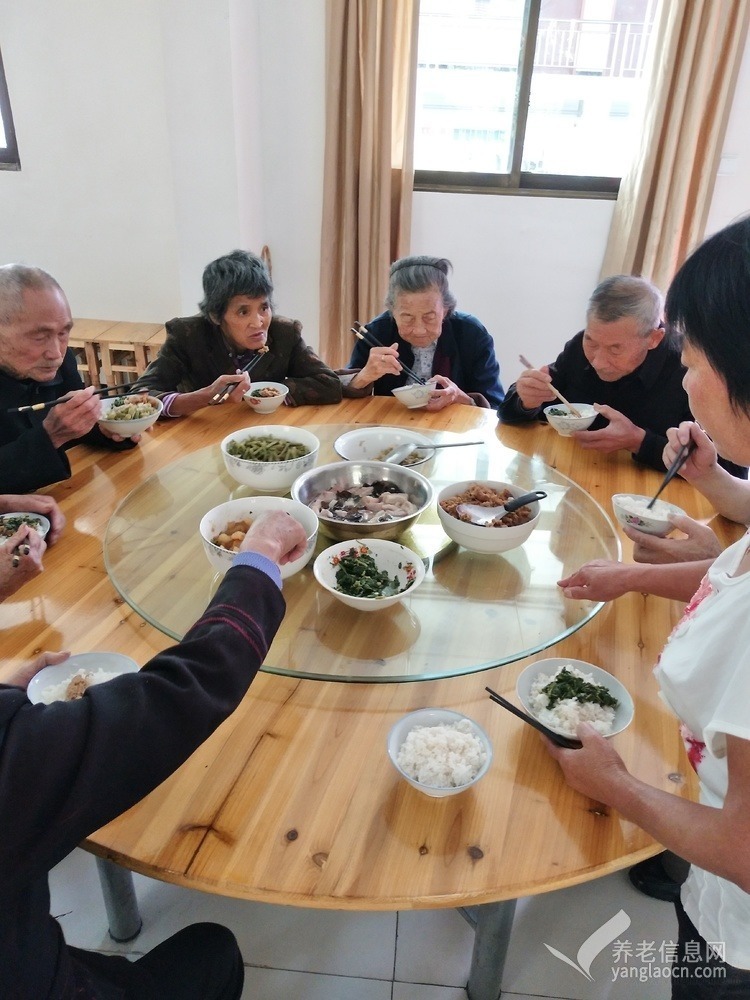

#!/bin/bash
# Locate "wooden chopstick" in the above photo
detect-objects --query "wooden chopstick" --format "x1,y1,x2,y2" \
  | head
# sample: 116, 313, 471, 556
209, 350, 269, 405
7, 382, 141, 414
518, 354, 583, 418
485, 686, 582, 749
351, 323, 428, 386
646, 439, 697, 509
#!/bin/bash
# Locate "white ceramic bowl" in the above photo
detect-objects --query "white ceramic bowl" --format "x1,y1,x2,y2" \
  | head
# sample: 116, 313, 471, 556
387, 708, 493, 798
333, 426, 436, 469
199, 496, 318, 579
220, 425, 319, 492
612, 493, 685, 537
516, 657, 634, 740
0, 512, 51, 540
98, 394, 163, 435
391, 383, 433, 409
27, 652, 140, 704
313, 538, 425, 612
291, 460, 434, 542
543, 403, 597, 435
436, 480, 541, 554
242, 381, 289, 414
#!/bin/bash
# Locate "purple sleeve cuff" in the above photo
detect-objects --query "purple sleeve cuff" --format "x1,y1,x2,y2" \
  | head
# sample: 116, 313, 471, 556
232, 551, 283, 590
161, 392, 181, 417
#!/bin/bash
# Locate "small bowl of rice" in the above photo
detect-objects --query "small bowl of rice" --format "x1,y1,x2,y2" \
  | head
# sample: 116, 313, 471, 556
27, 652, 140, 705
543, 403, 597, 436
387, 708, 493, 797
516, 657, 634, 740
611, 493, 685, 537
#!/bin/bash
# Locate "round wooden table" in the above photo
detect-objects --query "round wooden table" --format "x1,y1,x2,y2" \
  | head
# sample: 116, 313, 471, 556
3, 397, 741, 999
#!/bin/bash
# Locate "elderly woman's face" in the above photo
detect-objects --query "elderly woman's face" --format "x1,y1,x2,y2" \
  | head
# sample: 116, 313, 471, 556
219, 294, 272, 352
391, 288, 447, 348
681, 340, 750, 466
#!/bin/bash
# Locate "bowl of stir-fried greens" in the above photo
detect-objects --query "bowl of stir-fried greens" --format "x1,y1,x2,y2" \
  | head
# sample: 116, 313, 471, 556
313, 538, 425, 611
98, 394, 162, 435
0, 512, 50, 541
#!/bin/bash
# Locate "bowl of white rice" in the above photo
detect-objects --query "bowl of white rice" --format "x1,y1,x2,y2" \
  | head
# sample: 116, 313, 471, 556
387, 708, 493, 797
611, 493, 685, 536
516, 658, 634, 740
27, 652, 140, 705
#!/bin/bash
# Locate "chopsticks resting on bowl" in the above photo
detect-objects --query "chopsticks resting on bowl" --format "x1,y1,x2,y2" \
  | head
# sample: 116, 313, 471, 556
485, 685, 583, 749
7, 382, 141, 414
647, 439, 698, 510
518, 354, 582, 418
351, 323, 428, 386
210, 349, 270, 406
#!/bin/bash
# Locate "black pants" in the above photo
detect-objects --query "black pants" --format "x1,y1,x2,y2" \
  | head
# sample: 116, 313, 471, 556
69, 922, 244, 1000
672, 899, 750, 999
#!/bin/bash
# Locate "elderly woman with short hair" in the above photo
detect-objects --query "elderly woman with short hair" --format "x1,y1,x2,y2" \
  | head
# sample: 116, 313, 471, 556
341, 255, 504, 410
134, 250, 341, 413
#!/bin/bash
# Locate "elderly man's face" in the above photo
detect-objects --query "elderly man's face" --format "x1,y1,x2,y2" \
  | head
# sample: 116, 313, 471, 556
0, 286, 73, 382
582, 315, 663, 382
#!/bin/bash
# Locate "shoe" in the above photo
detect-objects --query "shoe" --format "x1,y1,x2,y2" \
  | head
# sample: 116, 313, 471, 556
629, 854, 684, 902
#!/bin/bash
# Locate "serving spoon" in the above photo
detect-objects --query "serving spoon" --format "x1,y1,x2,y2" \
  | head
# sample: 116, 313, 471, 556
456, 490, 547, 526
381, 440, 484, 464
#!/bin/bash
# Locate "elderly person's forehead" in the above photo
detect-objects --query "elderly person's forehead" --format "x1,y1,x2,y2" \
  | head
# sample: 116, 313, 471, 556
0, 264, 66, 326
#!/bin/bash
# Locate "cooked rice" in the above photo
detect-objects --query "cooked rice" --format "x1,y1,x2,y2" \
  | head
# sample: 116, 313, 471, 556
528, 664, 616, 737
40, 668, 120, 704
397, 719, 487, 787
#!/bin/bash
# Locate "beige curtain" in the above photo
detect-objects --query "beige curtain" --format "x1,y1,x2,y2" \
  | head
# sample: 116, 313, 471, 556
319, 0, 419, 367
601, 0, 750, 291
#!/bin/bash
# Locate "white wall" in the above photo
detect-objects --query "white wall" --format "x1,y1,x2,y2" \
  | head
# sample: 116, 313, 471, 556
1, 1, 749, 366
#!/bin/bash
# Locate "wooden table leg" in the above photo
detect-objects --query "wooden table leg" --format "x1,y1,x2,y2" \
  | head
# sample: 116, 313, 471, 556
459, 899, 517, 1000
94, 858, 143, 942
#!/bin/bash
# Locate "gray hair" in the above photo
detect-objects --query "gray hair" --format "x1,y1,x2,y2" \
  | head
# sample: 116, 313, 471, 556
199, 250, 274, 322
586, 275, 663, 336
385, 255, 457, 314
0, 264, 64, 325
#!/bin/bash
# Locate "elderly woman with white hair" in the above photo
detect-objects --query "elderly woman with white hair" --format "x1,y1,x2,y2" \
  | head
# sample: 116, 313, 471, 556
341, 255, 504, 411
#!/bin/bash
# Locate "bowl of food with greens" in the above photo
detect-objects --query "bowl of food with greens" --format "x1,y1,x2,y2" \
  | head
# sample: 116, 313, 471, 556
313, 538, 425, 611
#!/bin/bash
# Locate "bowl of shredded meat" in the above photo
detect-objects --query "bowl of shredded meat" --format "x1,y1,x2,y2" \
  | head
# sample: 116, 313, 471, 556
291, 461, 434, 541
437, 480, 542, 553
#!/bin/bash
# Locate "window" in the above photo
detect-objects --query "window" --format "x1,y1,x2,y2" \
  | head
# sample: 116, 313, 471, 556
414, 0, 659, 195
0, 46, 20, 170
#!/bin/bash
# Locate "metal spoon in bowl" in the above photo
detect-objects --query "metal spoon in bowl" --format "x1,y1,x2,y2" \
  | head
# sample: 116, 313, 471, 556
381, 440, 484, 465
456, 490, 547, 526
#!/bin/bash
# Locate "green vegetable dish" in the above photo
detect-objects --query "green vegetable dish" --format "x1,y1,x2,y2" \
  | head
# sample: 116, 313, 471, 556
0, 515, 44, 537
106, 395, 159, 420
332, 545, 416, 599
540, 667, 618, 709
546, 407, 570, 417
226, 436, 310, 463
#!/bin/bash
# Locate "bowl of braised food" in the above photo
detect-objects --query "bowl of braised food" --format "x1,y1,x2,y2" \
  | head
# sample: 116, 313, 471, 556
437, 480, 542, 554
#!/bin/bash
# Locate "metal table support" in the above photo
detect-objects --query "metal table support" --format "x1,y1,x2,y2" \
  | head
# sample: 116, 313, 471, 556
95, 858, 142, 942
459, 899, 518, 1000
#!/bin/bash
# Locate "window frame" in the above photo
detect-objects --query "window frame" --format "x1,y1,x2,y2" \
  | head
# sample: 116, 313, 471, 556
414, 0, 633, 198
0, 46, 20, 171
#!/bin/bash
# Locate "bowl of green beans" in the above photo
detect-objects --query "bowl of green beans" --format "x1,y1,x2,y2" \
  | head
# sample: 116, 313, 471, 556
220, 425, 320, 492
313, 538, 425, 611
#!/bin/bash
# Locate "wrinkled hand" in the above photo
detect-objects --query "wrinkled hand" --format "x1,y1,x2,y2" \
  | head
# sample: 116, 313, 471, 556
204, 372, 252, 406
516, 365, 555, 410
557, 559, 633, 601
239, 510, 308, 565
425, 375, 469, 411
357, 345, 402, 386
544, 722, 629, 803
0, 494, 65, 544
663, 422, 718, 481
6, 649, 70, 690
0, 526, 47, 601
573, 404, 644, 454
43, 386, 103, 449
624, 516, 722, 564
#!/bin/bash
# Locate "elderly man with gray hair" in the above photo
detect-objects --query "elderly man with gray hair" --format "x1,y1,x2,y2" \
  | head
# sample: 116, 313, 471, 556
500, 275, 707, 472
0, 264, 140, 494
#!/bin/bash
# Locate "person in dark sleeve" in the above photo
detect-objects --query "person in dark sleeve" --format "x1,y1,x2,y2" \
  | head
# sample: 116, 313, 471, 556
0, 265, 142, 495
340, 255, 504, 411
134, 249, 342, 413
499, 274, 747, 477
0, 509, 307, 1000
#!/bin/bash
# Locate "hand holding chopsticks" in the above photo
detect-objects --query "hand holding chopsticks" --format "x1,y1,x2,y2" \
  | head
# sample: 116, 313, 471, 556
209, 349, 269, 405
518, 355, 583, 418
351, 323, 428, 386
647, 439, 698, 509
7, 381, 141, 414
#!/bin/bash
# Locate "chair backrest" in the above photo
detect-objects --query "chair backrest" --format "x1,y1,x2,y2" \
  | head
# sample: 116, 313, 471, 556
260, 245, 272, 278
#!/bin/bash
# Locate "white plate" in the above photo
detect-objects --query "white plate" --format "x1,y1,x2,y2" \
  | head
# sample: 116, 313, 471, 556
516, 657, 634, 739
27, 652, 140, 704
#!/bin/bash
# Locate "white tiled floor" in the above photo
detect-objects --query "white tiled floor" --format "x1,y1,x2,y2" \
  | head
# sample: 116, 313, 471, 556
50, 848, 680, 998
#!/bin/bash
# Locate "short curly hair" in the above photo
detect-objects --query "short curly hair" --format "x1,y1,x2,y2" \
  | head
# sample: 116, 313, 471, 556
199, 250, 273, 322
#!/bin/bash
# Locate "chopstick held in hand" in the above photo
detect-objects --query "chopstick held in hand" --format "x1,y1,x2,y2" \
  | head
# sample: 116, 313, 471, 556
647, 439, 698, 509
351, 323, 428, 386
210, 349, 269, 405
485, 685, 582, 749
518, 354, 583, 418
7, 382, 141, 415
